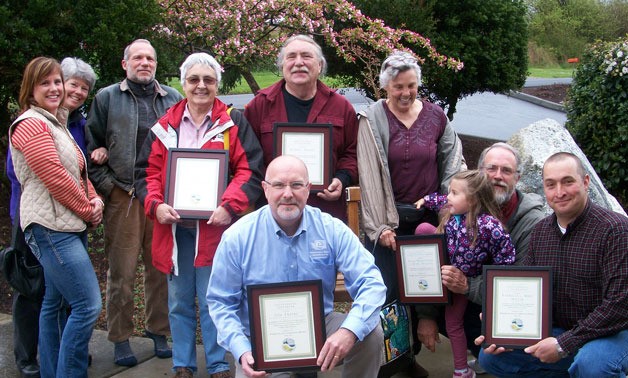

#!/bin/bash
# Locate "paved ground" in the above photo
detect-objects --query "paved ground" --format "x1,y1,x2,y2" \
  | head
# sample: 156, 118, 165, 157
219, 79, 570, 142
1, 312, 492, 377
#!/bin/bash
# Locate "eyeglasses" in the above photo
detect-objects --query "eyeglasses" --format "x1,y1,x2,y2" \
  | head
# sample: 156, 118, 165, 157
481, 164, 518, 177
185, 76, 217, 86
264, 180, 308, 191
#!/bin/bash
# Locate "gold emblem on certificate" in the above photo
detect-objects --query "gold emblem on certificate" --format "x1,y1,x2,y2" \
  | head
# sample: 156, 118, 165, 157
164, 149, 228, 219
395, 234, 450, 304
482, 266, 553, 348
248, 280, 326, 372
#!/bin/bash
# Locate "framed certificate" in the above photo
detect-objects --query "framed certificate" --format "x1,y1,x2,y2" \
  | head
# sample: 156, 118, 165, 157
394, 234, 450, 304
273, 123, 333, 192
247, 280, 326, 372
164, 148, 228, 219
482, 266, 553, 349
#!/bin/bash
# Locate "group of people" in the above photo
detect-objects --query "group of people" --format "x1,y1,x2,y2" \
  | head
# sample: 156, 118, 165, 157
6, 32, 627, 378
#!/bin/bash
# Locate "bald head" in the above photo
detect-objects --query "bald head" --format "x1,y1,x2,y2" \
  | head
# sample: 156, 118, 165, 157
263, 155, 311, 235
265, 155, 309, 183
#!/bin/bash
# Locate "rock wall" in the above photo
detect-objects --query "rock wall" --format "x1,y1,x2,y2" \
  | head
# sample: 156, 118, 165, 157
508, 118, 626, 216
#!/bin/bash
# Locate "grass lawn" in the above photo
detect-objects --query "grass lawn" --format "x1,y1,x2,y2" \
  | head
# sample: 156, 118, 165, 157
224, 70, 282, 94
169, 70, 343, 95
528, 65, 575, 78
168, 65, 574, 95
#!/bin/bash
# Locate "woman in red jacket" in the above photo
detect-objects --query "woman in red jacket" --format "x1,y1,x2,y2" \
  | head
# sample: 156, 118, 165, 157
135, 52, 263, 378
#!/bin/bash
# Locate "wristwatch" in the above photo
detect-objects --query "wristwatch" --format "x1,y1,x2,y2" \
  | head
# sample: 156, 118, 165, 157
555, 340, 569, 359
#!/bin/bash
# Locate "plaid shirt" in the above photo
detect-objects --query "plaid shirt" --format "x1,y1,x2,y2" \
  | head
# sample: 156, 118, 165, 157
525, 200, 628, 354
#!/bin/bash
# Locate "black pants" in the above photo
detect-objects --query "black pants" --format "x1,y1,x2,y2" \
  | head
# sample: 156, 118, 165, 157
366, 210, 438, 377
12, 291, 42, 368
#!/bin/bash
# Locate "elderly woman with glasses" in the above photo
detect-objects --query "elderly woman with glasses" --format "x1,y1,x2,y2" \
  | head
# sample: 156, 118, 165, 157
357, 50, 466, 378
135, 52, 263, 378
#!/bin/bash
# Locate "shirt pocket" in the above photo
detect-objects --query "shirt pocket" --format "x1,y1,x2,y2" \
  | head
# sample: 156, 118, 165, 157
307, 239, 334, 265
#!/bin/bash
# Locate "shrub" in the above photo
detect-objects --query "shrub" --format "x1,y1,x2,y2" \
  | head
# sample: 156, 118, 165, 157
566, 37, 628, 207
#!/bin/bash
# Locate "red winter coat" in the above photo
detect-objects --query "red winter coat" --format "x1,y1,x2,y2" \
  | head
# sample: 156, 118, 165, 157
135, 98, 263, 274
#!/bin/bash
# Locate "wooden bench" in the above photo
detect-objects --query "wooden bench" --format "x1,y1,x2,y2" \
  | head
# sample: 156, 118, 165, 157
334, 186, 361, 303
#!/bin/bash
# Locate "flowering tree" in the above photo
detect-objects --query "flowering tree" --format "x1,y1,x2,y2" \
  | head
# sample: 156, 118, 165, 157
157, 0, 462, 95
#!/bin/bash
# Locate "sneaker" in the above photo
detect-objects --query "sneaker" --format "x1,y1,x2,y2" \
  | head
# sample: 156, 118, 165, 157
18, 362, 40, 377
453, 367, 476, 378
210, 371, 233, 378
174, 367, 193, 378
468, 359, 486, 375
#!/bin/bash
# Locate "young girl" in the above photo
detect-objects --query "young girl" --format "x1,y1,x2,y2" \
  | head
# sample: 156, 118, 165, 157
416, 170, 515, 378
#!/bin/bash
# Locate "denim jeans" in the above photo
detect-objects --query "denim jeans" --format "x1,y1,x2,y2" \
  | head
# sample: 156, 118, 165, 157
169, 226, 229, 374
25, 224, 102, 378
479, 327, 628, 377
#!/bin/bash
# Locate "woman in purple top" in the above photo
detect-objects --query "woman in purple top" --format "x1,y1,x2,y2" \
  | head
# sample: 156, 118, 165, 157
357, 51, 466, 377
416, 170, 515, 378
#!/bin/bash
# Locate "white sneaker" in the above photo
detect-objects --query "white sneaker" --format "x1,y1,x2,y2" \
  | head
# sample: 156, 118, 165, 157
468, 359, 487, 375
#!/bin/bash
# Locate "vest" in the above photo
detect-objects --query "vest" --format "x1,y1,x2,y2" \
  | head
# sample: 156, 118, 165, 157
9, 107, 88, 232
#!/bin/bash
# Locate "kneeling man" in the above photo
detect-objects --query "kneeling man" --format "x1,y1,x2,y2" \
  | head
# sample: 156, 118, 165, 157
207, 155, 386, 378
477, 152, 628, 377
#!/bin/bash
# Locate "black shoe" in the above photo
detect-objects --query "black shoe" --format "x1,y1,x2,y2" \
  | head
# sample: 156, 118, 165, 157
408, 360, 429, 378
18, 363, 40, 378
144, 329, 172, 358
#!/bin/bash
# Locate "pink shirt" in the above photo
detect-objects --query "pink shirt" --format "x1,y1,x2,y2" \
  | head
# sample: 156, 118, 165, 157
178, 105, 212, 148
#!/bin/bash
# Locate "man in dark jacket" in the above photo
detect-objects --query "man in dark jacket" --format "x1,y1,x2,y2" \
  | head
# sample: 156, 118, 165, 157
86, 39, 183, 366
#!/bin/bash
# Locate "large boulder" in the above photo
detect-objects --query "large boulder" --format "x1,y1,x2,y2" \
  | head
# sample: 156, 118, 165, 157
509, 118, 626, 216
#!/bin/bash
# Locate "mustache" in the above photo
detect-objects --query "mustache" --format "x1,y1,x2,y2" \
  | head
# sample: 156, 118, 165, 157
278, 200, 298, 206
491, 180, 508, 189
290, 67, 309, 74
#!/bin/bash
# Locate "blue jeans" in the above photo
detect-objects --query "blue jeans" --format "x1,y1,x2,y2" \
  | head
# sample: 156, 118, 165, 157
479, 327, 628, 377
168, 226, 229, 374
25, 224, 102, 378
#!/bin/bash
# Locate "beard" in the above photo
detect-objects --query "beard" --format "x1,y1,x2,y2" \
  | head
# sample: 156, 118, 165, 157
275, 200, 303, 222
493, 181, 515, 205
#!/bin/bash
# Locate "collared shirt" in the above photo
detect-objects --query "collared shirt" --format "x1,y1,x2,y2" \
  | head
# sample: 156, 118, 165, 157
207, 205, 386, 362
179, 105, 212, 148
525, 200, 628, 354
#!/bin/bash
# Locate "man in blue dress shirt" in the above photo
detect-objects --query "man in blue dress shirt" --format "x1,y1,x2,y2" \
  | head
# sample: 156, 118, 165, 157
207, 155, 386, 378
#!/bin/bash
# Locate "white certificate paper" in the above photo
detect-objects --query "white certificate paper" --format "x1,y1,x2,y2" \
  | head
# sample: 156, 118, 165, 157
173, 158, 219, 211
282, 132, 325, 185
400, 243, 443, 297
492, 277, 543, 339
259, 292, 317, 362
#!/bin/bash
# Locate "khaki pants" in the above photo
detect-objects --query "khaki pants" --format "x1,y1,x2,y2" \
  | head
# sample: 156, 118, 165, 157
104, 186, 169, 342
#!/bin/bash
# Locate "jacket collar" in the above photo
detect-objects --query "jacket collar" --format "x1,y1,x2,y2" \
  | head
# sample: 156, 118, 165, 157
119, 78, 169, 97
260, 79, 332, 102
158, 97, 230, 130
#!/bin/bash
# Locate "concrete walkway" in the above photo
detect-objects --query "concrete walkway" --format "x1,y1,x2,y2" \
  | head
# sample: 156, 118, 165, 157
1, 312, 493, 377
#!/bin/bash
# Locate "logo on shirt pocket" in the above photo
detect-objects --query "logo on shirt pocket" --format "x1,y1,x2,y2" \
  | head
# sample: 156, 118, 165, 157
309, 239, 331, 262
